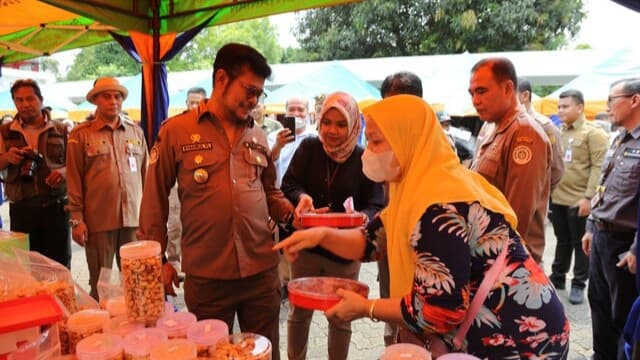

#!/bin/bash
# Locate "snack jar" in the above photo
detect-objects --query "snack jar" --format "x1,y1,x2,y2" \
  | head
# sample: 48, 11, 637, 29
154, 312, 197, 340
120, 241, 164, 325
380, 343, 431, 360
75, 333, 123, 360
149, 339, 196, 360
185, 319, 228, 357
66, 309, 110, 354
102, 315, 145, 338
122, 328, 167, 360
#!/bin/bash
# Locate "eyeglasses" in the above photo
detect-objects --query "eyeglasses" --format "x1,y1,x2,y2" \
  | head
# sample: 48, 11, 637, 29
237, 79, 267, 101
608, 93, 636, 106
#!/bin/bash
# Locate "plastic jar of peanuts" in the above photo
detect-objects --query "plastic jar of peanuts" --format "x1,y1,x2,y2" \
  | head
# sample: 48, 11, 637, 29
149, 339, 197, 360
123, 328, 168, 360
120, 241, 164, 325
155, 312, 197, 339
103, 315, 145, 338
75, 333, 123, 360
186, 319, 229, 357
67, 309, 110, 354
212, 333, 272, 360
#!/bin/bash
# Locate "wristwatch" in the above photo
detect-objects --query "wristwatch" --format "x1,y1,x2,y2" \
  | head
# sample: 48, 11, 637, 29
69, 219, 83, 228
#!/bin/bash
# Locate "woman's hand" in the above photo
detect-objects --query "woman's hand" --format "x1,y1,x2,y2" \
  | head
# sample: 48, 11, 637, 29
273, 227, 327, 262
295, 194, 314, 218
324, 289, 370, 323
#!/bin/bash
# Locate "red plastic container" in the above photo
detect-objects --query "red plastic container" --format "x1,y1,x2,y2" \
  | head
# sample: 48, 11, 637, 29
300, 213, 364, 228
287, 277, 369, 311
0, 294, 63, 334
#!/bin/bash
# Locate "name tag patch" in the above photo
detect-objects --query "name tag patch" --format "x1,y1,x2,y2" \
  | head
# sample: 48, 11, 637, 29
623, 148, 640, 158
181, 142, 212, 153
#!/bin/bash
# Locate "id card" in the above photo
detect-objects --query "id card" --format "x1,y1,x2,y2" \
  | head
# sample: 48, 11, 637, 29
563, 148, 573, 162
128, 156, 138, 172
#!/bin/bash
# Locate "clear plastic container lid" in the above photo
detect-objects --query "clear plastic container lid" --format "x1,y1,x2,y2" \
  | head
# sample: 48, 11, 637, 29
149, 339, 197, 360
104, 296, 126, 318
155, 312, 197, 338
102, 315, 145, 337
67, 309, 110, 333
123, 328, 168, 357
380, 343, 431, 359
186, 319, 228, 346
214, 333, 271, 359
119, 240, 161, 260
437, 353, 482, 360
75, 333, 123, 360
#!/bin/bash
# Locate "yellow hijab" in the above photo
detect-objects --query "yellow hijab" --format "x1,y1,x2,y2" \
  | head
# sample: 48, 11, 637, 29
363, 95, 517, 297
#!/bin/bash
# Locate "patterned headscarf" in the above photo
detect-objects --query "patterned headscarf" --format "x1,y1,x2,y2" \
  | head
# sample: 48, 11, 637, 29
318, 91, 362, 163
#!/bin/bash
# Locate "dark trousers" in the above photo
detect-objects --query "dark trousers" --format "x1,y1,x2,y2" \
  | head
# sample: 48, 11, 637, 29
589, 227, 637, 360
184, 268, 281, 360
10, 199, 70, 268
548, 203, 589, 289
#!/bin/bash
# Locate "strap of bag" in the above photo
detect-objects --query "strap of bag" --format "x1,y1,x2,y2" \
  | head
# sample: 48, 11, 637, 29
452, 239, 509, 349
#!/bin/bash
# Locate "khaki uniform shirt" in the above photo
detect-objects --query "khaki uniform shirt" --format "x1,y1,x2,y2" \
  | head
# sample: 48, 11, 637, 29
527, 107, 565, 191
472, 109, 551, 262
590, 125, 640, 230
138, 104, 294, 280
552, 117, 609, 206
66, 117, 148, 232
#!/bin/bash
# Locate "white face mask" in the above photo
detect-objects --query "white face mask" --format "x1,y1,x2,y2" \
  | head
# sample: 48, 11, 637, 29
361, 148, 401, 183
295, 116, 307, 130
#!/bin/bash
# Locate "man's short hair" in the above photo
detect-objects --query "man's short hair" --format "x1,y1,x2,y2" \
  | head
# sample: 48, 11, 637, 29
10, 79, 43, 101
187, 87, 207, 97
471, 57, 517, 87
611, 77, 640, 95
285, 98, 309, 110
380, 71, 423, 98
517, 77, 533, 101
558, 89, 584, 106
213, 43, 271, 80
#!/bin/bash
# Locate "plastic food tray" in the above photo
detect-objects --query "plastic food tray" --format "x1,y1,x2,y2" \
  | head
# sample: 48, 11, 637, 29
287, 277, 369, 311
300, 213, 364, 228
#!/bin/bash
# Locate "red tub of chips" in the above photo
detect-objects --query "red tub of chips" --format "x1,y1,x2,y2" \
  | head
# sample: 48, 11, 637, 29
287, 277, 369, 311
300, 213, 364, 228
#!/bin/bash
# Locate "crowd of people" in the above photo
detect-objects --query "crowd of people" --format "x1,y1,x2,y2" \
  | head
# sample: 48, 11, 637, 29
0, 42, 639, 359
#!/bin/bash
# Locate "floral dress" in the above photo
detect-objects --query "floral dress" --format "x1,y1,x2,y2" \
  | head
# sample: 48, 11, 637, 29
364, 202, 569, 359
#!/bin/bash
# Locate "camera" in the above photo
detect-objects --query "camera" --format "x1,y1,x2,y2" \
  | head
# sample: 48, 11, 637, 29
20, 149, 43, 181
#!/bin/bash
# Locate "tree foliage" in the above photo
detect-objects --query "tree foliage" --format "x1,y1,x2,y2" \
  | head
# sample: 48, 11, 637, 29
166, 18, 282, 71
294, 0, 585, 60
65, 42, 139, 80
65, 18, 281, 80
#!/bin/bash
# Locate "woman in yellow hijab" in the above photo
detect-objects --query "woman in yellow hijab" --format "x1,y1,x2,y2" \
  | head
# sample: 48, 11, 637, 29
275, 95, 568, 358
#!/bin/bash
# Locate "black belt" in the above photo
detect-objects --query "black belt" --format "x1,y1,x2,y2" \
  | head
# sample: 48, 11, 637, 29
594, 219, 635, 233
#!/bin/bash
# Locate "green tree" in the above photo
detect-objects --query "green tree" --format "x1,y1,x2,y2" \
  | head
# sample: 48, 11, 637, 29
40, 57, 61, 80
65, 42, 139, 80
294, 0, 585, 60
167, 18, 282, 71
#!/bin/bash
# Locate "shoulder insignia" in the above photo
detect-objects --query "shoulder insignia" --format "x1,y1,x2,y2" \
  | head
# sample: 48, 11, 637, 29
512, 145, 532, 165
516, 136, 533, 145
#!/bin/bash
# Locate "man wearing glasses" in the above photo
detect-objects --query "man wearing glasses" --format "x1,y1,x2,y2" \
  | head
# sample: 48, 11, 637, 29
139, 43, 294, 358
66, 77, 149, 299
582, 77, 640, 360
0, 79, 70, 267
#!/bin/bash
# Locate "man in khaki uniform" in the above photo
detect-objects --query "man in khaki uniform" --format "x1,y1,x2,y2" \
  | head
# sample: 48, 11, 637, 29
67, 77, 148, 299
469, 58, 552, 264
138, 44, 294, 359
517, 77, 564, 190
549, 89, 608, 305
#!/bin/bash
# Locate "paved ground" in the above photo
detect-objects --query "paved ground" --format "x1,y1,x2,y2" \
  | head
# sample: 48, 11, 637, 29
0, 204, 592, 359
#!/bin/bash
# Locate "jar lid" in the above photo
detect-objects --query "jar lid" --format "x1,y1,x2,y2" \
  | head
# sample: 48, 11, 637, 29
186, 319, 228, 346
155, 312, 197, 337
103, 315, 145, 337
75, 333, 123, 359
381, 343, 431, 359
120, 240, 161, 259
123, 328, 168, 357
67, 309, 110, 333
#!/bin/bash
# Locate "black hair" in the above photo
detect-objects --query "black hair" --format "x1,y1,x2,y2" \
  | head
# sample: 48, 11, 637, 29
471, 57, 517, 86
213, 43, 271, 80
187, 87, 207, 97
559, 89, 585, 106
10, 79, 43, 101
380, 71, 423, 98
611, 77, 640, 95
